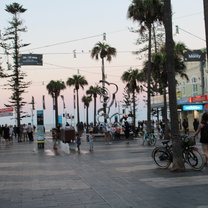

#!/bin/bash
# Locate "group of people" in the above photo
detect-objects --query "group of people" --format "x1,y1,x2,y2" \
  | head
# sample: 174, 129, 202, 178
0, 123, 34, 143
72, 120, 133, 152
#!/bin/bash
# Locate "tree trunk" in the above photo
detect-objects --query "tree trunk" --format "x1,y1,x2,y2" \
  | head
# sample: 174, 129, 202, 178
86, 106, 89, 133
54, 95, 59, 128
204, 0, 208, 61
164, 0, 185, 171
147, 25, 152, 132
132, 89, 136, 130
94, 96, 97, 126
76, 89, 80, 123
14, 27, 21, 128
101, 58, 107, 123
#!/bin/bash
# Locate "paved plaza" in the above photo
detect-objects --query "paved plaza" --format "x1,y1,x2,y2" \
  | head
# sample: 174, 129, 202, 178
0, 134, 208, 208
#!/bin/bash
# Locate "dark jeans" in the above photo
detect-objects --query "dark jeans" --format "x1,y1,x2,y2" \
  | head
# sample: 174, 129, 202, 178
28, 132, 33, 141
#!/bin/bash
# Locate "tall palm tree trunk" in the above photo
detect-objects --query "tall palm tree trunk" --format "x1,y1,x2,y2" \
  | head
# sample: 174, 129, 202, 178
147, 25, 152, 132
164, 0, 185, 171
86, 106, 89, 133
94, 96, 97, 126
54, 95, 59, 128
101, 58, 107, 123
76, 89, 80, 123
163, 87, 169, 138
132, 89, 136, 130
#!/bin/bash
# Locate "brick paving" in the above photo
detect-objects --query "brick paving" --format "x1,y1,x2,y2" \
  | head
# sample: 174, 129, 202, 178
0, 133, 208, 208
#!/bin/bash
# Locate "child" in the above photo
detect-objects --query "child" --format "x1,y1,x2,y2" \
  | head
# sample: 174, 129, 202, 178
76, 133, 81, 152
88, 131, 94, 152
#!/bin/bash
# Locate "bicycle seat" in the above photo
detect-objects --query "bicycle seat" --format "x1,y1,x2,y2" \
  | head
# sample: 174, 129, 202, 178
161, 140, 170, 145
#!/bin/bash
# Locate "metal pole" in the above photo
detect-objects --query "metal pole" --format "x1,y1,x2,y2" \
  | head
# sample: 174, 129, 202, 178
200, 61, 205, 95
204, 0, 208, 61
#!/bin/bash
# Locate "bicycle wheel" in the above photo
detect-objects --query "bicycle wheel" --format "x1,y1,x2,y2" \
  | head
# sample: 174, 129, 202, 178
153, 148, 172, 169
185, 149, 206, 171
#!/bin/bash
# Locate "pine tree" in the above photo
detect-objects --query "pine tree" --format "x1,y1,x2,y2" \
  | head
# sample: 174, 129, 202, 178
3, 3, 30, 127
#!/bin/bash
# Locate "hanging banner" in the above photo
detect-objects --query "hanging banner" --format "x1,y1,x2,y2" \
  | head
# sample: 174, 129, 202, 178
19, 54, 43, 66
0, 107, 13, 117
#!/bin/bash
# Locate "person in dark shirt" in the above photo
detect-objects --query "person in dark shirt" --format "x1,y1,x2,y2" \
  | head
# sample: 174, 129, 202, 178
193, 118, 199, 132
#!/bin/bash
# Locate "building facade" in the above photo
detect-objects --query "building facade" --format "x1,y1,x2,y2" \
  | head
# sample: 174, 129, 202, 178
152, 50, 208, 131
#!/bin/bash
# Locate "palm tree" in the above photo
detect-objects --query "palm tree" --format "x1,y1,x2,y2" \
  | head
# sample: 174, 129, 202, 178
150, 42, 188, 129
164, 0, 185, 171
46, 80, 66, 128
91, 42, 116, 121
127, 0, 164, 132
86, 85, 101, 126
66, 74, 88, 123
121, 68, 143, 129
82, 95, 92, 133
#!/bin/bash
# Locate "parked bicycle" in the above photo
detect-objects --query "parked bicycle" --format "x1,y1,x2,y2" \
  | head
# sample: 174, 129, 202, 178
152, 135, 206, 171
142, 130, 157, 146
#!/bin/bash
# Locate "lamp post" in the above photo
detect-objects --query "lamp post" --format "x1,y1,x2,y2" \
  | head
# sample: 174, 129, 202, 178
204, 0, 208, 61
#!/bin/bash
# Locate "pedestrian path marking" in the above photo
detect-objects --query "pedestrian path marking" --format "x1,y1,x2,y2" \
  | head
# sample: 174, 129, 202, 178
116, 164, 157, 172
140, 175, 208, 188
0, 169, 76, 176
0, 179, 90, 190
95, 146, 153, 153
100, 157, 152, 164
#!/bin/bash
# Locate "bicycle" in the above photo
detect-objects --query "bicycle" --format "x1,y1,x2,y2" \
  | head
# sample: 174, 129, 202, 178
152, 135, 206, 171
142, 130, 157, 146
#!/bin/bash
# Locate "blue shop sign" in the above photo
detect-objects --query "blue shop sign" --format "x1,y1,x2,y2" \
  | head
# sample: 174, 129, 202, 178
177, 98, 190, 105
183, 105, 203, 111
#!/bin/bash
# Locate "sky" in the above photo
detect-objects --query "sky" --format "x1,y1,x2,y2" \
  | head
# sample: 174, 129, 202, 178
0, 0, 206, 128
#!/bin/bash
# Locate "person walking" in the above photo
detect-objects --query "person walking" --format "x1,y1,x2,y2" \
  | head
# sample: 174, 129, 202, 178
194, 112, 208, 164
103, 123, 110, 144
76, 133, 81, 153
27, 123, 34, 142
124, 120, 130, 144
182, 118, 189, 135
88, 131, 94, 152
3, 124, 10, 144
193, 118, 199, 132
22, 124, 28, 142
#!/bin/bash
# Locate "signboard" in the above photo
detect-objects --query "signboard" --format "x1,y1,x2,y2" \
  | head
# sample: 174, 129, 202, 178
19, 54, 43, 66
37, 110, 44, 142
0, 107, 13, 117
177, 98, 190, 105
189, 95, 208, 103
183, 105, 203, 111
184, 50, 205, 62
58, 115, 62, 125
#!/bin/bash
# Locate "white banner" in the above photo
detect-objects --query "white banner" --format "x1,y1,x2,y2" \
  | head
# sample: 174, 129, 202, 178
0, 107, 13, 117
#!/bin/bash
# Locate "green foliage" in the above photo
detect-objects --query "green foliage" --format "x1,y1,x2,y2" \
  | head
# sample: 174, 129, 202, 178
91, 42, 117, 61
82, 95, 92, 108
2, 2, 30, 125
66, 74, 88, 90
46, 80, 66, 97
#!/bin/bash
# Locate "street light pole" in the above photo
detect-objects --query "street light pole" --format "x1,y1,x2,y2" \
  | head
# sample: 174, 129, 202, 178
204, 0, 208, 61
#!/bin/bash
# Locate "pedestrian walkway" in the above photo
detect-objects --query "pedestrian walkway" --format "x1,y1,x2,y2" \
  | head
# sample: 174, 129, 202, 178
0, 135, 208, 208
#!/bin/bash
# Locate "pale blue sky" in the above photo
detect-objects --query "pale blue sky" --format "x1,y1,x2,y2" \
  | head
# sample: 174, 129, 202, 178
0, 0, 206, 126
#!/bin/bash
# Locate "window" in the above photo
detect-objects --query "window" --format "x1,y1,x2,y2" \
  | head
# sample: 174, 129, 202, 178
192, 77, 198, 96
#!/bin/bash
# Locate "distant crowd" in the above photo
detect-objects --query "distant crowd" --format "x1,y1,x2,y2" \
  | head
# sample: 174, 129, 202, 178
0, 123, 35, 143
